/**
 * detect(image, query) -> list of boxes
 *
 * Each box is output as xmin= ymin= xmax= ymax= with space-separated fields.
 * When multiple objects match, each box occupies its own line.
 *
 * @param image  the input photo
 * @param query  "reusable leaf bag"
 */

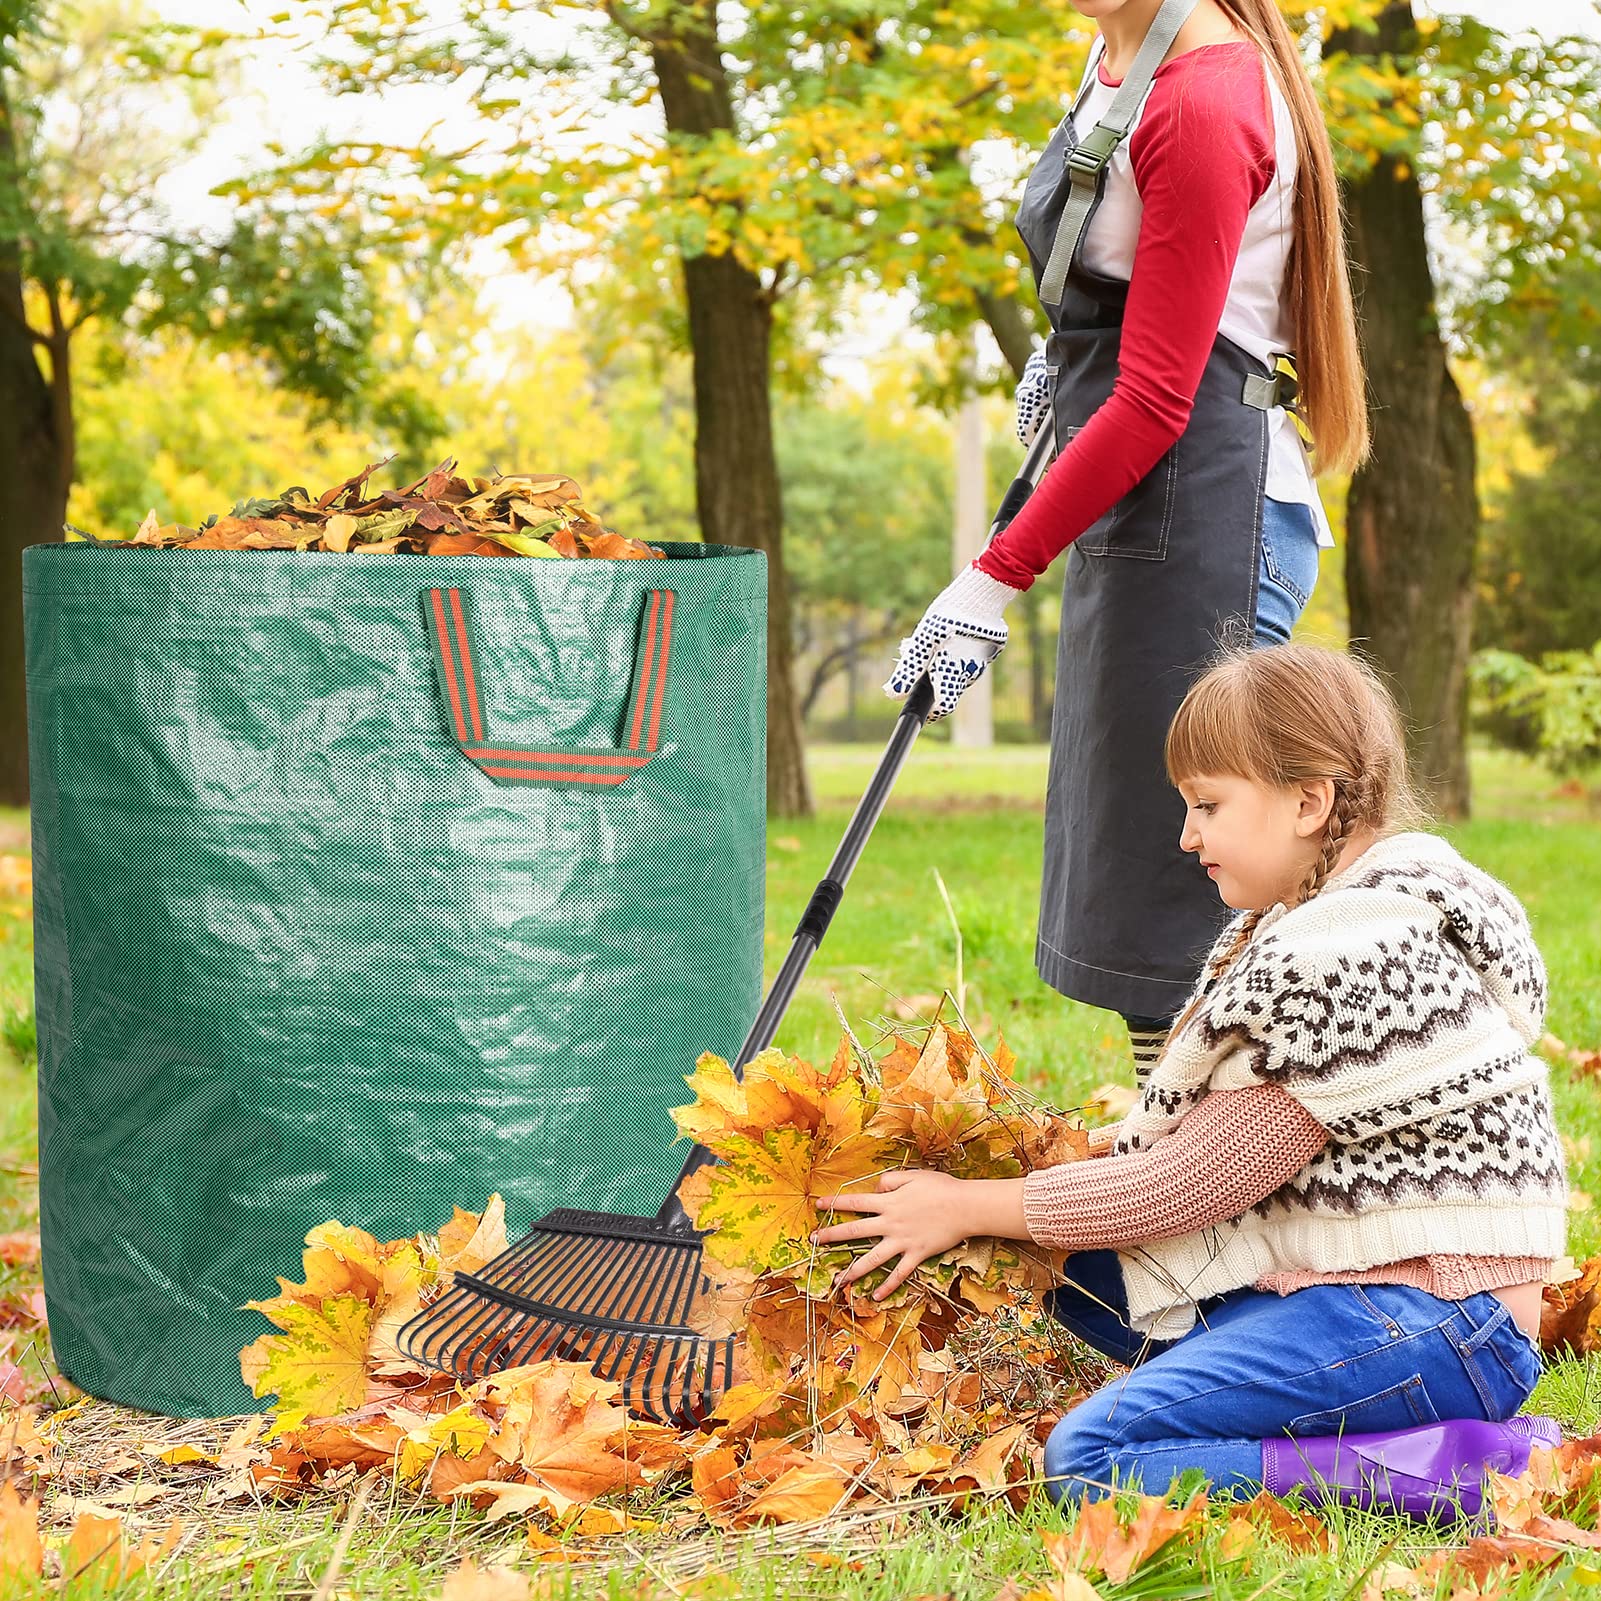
xmin=22 ymin=540 xmax=766 ymax=1416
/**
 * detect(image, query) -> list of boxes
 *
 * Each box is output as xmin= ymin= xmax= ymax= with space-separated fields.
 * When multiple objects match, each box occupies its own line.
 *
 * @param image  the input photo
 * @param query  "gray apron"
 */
xmin=1016 ymin=28 xmax=1291 ymax=1020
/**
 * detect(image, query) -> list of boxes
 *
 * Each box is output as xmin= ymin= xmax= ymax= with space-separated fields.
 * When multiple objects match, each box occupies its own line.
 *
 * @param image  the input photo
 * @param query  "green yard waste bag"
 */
xmin=22 ymin=539 xmax=766 ymax=1417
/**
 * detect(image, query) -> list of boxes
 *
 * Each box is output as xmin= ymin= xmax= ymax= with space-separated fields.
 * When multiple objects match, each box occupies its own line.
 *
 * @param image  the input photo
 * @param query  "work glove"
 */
xmin=884 ymin=562 xmax=1021 ymax=723
xmin=1016 ymin=347 xmax=1051 ymax=446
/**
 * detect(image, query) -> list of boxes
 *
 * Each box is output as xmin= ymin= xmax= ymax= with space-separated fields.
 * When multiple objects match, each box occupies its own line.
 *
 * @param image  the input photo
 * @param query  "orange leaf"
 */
xmin=0 ymin=1231 xmax=39 ymax=1267
xmin=441 ymin=1558 xmax=531 ymax=1599
xmin=1046 ymin=1491 xmax=1206 ymax=1584
xmin=1542 ymin=1255 xmax=1601 ymax=1355
xmin=0 ymin=1484 xmax=42 ymax=1583
xmin=741 ymin=1459 xmax=853 ymax=1525
xmin=691 ymin=1443 xmax=746 ymax=1524
xmin=1226 ymin=1489 xmax=1329 ymax=1553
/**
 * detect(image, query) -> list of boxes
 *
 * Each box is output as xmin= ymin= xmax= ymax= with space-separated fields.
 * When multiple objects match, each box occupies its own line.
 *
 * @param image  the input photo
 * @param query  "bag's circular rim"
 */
xmin=25 ymin=538 xmax=763 ymax=565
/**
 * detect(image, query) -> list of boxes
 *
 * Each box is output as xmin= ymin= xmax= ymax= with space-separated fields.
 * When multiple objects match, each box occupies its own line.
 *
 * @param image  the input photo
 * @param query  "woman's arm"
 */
xmin=814 ymin=1085 xmax=1326 ymax=1300
xmin=975 ymin=45 xmax=1277 ymax=592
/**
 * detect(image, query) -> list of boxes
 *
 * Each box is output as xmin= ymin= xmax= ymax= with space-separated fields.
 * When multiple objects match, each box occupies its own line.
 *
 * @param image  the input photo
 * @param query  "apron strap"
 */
xmin=1039 ymin=0 xmax=1201 ymax=309
xmin=1243 ymin=355 xmax=1301 ymax=413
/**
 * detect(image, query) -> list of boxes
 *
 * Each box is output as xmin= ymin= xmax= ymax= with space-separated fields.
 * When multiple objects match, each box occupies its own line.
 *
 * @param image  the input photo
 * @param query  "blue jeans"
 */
xmin=1043 ymin=1250 xmax=1544 ymax=1502
xmin=1255 ymin=495 xmax=1321 ymax=646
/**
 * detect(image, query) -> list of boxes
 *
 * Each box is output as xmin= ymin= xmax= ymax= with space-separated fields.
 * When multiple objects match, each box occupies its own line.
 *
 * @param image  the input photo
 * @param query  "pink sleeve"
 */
xmin=976 ymin=44 xmax=1277 ymax=592
xmin=1021 ymin=1084 xmax=1327 ymax=1251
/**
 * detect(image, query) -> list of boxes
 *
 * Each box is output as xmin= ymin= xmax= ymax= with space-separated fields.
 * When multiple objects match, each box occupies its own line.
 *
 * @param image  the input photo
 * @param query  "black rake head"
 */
xmin=397 ymin=1209 xmax=735 ymax=1429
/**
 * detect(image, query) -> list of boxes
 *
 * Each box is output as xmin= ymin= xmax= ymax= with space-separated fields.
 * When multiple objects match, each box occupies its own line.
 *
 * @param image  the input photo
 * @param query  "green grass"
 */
xmin=3 ymin=748 xmax=1601 ymax=1597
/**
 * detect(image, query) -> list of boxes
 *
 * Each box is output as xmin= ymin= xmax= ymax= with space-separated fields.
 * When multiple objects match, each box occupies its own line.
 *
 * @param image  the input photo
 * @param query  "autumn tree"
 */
xmin=1315 ymin=3 xmax=1601 ymax=813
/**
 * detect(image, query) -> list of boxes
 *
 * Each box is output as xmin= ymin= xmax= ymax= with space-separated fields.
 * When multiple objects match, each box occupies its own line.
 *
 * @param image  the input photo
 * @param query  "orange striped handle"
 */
xmin=424 ymin=586 xmax=675 ymax=787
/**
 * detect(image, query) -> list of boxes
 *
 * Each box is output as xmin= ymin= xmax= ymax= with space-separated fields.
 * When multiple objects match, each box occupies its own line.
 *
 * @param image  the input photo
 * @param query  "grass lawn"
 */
xmin=2 ymin=741 xmax=1600 ymax=1596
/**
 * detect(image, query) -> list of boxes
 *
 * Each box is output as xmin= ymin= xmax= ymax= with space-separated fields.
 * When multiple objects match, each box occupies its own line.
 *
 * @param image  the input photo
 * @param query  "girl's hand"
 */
xmin=813 ymin=1171 xmax=981 ymax=1301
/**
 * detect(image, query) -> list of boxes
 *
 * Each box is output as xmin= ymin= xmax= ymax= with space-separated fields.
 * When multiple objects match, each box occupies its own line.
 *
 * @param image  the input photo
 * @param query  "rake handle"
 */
xmin=656 ymin=670 xmax=936 ymax=1225
xmin=656 ymin=418 xmax=1060 ymax=1230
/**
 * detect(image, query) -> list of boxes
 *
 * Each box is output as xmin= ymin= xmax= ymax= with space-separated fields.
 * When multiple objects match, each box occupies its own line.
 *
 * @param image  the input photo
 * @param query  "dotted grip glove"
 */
xmin=883 ymin=562 xmax=1022 ymax=723
xmin=1016 ymin=347 xmax=1051 ymax=446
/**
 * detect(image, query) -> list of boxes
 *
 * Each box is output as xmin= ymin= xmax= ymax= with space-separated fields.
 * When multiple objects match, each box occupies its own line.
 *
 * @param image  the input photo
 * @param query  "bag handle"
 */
xmin=423 ymin=584 xmax=675 ymax=787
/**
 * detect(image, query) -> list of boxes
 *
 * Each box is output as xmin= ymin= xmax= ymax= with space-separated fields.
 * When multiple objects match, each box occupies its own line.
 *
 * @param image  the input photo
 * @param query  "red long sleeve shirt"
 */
xmin=976 ymin=42 xmax=1279 ymax=592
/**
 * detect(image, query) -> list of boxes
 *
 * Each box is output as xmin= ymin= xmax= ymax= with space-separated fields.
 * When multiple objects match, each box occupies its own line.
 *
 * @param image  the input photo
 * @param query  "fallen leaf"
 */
xmin=742 ymin=1459 xmax=852 ymax=1525
xmin=1046 ymin=1491 xmax=1206 ymax=1584
xmin=441 ymin=1557 xmax=530 ymax=1599
xmin=0 ymin=1232 xmax=39 ymax=1267
xmin=240 ymin=1293 xmax=373 ymax=1415
xmin=1359 ymin=1560 xmax=1425 ymax=1600
xmin=1225 ymin=1489 xmax=1328 ymax=1554
xmin=0 ymin=1483 xmax=42 ymax=1582
xmin=60 ymin=1511 xmax=180 ymax=1584
xmin=1543 ymin=1256 xmax=1601 ymax=1355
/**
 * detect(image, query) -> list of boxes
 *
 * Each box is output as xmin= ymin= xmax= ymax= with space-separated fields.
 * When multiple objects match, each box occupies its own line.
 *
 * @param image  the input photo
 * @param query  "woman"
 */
xmin=885 ymin=0 xmax=1370 ymax=1075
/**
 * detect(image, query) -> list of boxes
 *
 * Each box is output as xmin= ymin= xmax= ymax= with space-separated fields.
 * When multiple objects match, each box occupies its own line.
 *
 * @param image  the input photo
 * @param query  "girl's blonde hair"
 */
xmin=1165 ymin=642 xmax=1424 ymax=979
xmin=1209 ymin=0 xmax=1371 ymax=475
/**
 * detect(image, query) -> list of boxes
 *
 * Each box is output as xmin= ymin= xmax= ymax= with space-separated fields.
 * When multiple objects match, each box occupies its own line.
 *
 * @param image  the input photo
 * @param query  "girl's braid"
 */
xmin=1289 ymin=778 xmax=1357 ymax=910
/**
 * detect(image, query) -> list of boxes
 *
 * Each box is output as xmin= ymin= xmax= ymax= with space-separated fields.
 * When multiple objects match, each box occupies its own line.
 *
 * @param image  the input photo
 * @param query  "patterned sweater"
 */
xmin=1110 ymin=831 xmax=1568 ymax=1340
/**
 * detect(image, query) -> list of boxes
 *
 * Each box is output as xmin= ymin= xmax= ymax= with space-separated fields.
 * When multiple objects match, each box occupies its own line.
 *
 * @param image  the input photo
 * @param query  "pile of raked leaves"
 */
xmin=66 ymin=457 xmax=664 ymax=559
xmin=225 ymin=1023 xmax=1107 ymax=1529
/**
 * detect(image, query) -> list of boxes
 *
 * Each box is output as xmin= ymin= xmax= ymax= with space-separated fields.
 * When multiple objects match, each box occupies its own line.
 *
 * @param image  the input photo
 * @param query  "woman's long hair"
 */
xmin=1213 ymin=1 xmax=1371 ymax=476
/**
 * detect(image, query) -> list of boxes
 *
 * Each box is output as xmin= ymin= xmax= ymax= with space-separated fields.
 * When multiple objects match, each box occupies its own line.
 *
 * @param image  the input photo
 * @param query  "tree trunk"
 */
xmin=643 ymin=1 xmax=812 ymax=817
xmin=1330 ymin=4 xmax=1476 ymax=817
xmin=976 ymin=288 xmax=1037 ymax=385
xmin=0 ymin=74 xmax=68 ymax=810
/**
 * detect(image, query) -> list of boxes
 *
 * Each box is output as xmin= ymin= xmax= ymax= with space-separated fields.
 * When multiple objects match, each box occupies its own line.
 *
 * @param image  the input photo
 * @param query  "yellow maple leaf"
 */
xmin=685 ymin=1126 xmax=896 ymax=1272
xmin=671 ymin=1052 xmax=752 ymax=1148
xmin=239 ymin=1293 xmax=373 ymax=1415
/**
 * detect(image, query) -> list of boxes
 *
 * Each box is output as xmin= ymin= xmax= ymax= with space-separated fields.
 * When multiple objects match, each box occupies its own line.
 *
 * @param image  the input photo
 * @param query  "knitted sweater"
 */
xmin=1108 ymin=830 xmax=1568 ymax=1340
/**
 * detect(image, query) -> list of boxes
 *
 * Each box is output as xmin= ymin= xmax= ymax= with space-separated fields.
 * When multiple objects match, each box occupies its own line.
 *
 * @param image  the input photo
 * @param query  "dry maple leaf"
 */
xmin=1542 ymin=1254 xmax=1601 ymax=1355
xmin=62 ymin=1512 xmax=184 ymax=1586
xmin=458 ymin=1361 xmax=666 ymax=1520
xmin=741 ymin=1458 xmax=853 ymax=1525
xmin=931 ymin=1422 xmax=1036 ymax=1512
xmin=1218 ymin=1489 xmax=1329 ymax=1557
xmin=1046 ymin=1490 xmax=1206 ymax=1585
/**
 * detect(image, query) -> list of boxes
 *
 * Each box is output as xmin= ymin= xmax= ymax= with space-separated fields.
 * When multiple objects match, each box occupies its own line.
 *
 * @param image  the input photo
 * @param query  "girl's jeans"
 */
xmin=1043 ymin=1249 xmax=1544 ymax=1502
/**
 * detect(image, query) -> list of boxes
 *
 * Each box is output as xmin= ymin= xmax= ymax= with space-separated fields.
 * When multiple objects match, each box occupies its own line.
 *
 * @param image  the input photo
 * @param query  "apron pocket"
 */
xmin=1066 ymin=425 xmax=1177 ymax=561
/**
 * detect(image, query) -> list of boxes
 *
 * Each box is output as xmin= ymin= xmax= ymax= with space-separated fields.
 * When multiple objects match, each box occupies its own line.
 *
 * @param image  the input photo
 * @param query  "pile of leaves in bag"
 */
xmin=65 ymin=457 xmax=664 ymax=559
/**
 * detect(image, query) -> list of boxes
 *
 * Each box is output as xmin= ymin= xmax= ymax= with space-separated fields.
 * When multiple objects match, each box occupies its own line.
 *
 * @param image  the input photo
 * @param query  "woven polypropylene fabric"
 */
xmin=22 ymin=540 xmax=766 ymax=1417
